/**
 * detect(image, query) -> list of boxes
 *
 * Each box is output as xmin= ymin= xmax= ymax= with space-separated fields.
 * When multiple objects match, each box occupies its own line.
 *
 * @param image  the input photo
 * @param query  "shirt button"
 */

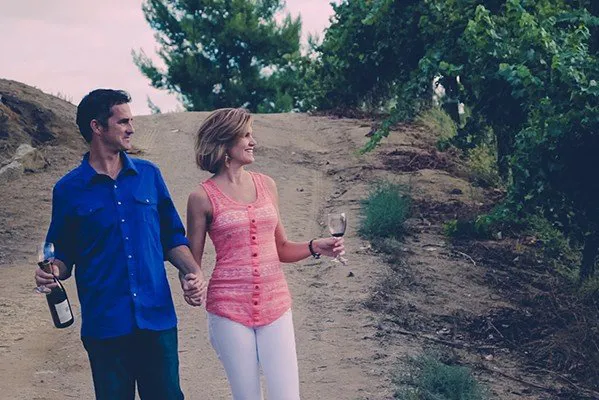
xmin=252 ymin=236 xmax=256 ymax=240
xmin=125 ymin=236 xmax=129 ymax=240
xmin=248 ymin=205 xmax=252 ymax=209
xmin=253 ymin=301 xmax=258 ymax=305
xmin=117 ymin=201 xmax=122 ymax=205
xmin=133 ymin=293 xmax=137 ymax=297
xmin=252 ymin=253 xmax=258 ymax=257
xmin=254 ymin=269 xmax=258 ymax=273
xmin=121 ymin=218 xmax=125 ymax=223
xmin=114 ymin=184 xmax=118 ymax=189
xmin=255 ymin=285 xmax=259 ymax=289
xmin=146 ymin=199 xmax=150 ymax=203
xmin=128 ymin=255 xmax=132 ymax=259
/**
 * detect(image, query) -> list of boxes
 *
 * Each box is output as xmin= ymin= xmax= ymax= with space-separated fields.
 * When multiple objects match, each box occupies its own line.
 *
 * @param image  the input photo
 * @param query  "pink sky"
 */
xmin=0 ymin=1 xmax=336 ymax=115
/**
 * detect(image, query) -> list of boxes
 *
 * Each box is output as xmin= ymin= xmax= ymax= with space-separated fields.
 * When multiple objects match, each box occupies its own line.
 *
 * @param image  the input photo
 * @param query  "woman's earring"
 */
xmin=224 ymin=153 xmax=231 ymax=167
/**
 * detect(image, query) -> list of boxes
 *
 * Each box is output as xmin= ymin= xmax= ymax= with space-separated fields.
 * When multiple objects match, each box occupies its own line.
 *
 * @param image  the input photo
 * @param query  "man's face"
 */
xmin=96 ymin=103 xmax=134 ymax=152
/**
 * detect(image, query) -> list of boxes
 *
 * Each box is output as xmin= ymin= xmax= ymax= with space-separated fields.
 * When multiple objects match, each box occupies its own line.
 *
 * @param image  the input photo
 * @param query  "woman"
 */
xmin=187 ymin=108 xmax=344 ymax=399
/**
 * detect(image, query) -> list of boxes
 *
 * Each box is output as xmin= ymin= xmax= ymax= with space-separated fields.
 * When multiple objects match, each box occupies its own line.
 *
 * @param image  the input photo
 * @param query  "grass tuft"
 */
xmin=395 ymin=354 xmax=486 ymax=400
xmin=359 ymin=182 xmax=410 ymax=239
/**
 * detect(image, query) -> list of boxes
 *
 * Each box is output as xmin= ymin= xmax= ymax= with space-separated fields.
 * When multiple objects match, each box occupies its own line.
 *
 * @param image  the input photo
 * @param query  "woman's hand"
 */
xmin=313 ymin=237 xmax=345 ymax=258
xmin=180 ymin=271 xmax=208 ymax=307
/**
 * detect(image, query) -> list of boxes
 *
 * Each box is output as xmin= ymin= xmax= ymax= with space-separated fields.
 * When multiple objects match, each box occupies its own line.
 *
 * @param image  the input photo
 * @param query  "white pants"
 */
xmin=208 ymin=310 xmax=300 ymax=400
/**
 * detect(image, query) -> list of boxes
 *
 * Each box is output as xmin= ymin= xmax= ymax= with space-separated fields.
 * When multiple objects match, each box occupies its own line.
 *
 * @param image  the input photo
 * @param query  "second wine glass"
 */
xmin=327 ymin=212 xmax=348 ymax=265
xmin=34 ymin=242 xmax=55 ymax=294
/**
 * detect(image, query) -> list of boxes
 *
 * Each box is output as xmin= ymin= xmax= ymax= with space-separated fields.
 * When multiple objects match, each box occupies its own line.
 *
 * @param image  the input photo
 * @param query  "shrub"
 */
xmin=466 ymin=143 xmax=501 ymax=188
xmin=395 ymin=355 xmax=486 ymax=400
xmin=415 ymin=107 xmax=457 ymax=149
xmin=359 ymin=182 xmax=410 ymax=239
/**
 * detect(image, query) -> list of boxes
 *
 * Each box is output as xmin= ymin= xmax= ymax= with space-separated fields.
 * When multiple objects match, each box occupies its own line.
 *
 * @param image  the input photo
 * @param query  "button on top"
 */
xmin=146 ymin=199 xmax=150 ymax=203
xmin=121 ymin=219 xmax=125 ymax=222
xmin=117 ymin=201 xmax=122 ymax=205
xmin=251 ymin=219 xmax=256 ymax=223
xmin=114 ymin=184 xmax=118 ymax=189
xmin=252 ymin=253 xmax=258 ymax=257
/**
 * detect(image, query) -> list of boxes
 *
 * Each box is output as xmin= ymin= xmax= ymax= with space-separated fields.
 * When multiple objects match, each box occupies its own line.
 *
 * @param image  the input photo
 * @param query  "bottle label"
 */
xmin=54 ymin=300 xmax=72 ymax=324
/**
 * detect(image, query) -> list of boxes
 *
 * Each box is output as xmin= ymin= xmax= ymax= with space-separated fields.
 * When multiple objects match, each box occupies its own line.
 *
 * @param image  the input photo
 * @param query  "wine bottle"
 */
xmin=38 ymin=260 xmax=74 ymax=328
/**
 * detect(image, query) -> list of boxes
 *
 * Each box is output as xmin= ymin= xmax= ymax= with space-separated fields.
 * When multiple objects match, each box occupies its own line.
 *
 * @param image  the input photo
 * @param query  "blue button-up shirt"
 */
xmin=46 ymin=152 xmax=189 ymax=339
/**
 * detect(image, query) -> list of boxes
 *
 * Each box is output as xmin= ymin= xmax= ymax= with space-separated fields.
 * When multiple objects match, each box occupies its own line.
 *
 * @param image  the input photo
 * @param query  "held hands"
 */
xmin=180 ymin=271 xmax=208 ymax=307
xmin=313 ymin=237 xmax=345 ymax=258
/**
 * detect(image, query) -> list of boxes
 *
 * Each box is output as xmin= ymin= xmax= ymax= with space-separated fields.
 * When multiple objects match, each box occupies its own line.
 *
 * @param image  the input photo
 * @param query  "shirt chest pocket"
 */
xmin=76 ymin=202 xmax=110 ymax=236
xmin=133 ymin=191 xmax=158 ymax=223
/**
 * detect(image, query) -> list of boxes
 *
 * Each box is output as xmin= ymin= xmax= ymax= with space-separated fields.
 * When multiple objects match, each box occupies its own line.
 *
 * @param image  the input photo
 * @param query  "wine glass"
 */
xmin=327 ymin=212 xmax=348 ymax=265
xmin=34 ymin=242 xmax=54 ymax=294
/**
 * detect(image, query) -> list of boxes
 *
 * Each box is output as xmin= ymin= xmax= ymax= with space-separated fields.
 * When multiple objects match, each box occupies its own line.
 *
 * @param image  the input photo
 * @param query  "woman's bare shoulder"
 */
xmin=188 ymin=184 xmax=211 ymax=212
xmin=258 ymin=172 xmax=277 ymax=189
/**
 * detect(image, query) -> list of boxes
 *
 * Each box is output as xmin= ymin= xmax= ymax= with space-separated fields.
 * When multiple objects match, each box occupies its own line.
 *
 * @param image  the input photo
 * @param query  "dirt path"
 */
xmin=0 ymin=112 xmax=404 ymax=399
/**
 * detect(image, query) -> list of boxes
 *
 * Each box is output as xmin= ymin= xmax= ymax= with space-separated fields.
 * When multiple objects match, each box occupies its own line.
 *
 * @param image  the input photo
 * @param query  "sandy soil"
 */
xmin=0 ymin=111 xmax=565 ymax=399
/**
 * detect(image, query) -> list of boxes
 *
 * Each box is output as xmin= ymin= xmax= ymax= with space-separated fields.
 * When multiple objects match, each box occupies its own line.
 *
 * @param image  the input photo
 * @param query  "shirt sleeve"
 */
xmin=45 ymin=184 xmax=76 ymax=276
xmin=154 ymin=167 xmax=189 ymax=256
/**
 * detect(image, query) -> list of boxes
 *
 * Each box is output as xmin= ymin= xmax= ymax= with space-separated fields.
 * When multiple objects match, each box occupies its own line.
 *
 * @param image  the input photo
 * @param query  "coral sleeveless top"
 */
xmin=201 ymin=172 xmax=292 ymax=327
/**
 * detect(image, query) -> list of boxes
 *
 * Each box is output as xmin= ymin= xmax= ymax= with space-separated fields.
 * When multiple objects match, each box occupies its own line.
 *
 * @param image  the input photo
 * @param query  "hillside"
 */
xmin=0 ymin=79 xmax=84 ymax=164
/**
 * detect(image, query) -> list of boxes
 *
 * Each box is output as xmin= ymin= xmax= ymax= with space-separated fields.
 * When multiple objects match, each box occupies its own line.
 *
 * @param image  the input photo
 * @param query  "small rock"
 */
xmin=449 ymin=188 xmax=463 ymax=195
xmin=347 ymin=271 xmax=354 ymax=278
xmin=14 ymin=144 xmax=48 ymax=172
xmin=0 ymin=161 xmax=24 ymax=184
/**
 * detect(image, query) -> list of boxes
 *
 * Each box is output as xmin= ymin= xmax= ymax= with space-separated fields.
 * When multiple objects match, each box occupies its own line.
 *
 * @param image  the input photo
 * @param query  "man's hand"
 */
xmin=34 ymin=263 xmax=60 ymax=289
xmin=180 ymin=271 xmax=207 ymax=307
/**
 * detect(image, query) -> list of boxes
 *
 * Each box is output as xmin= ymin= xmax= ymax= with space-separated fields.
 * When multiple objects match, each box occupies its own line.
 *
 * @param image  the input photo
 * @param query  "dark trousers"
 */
xmin=82 ymin=327 xmax=184 ymax=400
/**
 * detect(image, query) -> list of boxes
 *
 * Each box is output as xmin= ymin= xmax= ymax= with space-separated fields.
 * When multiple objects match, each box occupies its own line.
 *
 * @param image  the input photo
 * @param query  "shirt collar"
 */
xmin=80 ymin=151 xmax=139 ymax=186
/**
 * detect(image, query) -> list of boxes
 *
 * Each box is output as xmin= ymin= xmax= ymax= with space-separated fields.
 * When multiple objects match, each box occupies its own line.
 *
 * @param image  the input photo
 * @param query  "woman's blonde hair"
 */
xmin=195 ymin=108 xmax=253 ymax=173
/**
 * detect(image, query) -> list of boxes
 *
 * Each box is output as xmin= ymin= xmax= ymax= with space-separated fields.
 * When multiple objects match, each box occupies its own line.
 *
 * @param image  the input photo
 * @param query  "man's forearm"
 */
xmin=167 ymin=245 xmax=201 ymax=275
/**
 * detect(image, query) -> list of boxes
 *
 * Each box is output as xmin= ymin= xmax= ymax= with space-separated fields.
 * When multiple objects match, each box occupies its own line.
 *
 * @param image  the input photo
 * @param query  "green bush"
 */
xmin=359 ymin=182 xmax=410 ymax=239
xmin=395 ymin=355 xmax=486 ymax=400
xmin=466 ymin=143 xmax=501 ymax=188
xmin=415 ymin=107 xmax=457 ymax=147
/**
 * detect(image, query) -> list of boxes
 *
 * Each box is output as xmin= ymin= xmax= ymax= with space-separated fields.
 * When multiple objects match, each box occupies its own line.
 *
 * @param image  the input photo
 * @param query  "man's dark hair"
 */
xmin=76 ymin=89 xmax=131 ymax=143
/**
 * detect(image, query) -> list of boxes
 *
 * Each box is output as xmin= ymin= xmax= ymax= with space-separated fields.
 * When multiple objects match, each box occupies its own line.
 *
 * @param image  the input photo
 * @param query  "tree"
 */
xmin=133 ymin=0 xmax=301 ymax=112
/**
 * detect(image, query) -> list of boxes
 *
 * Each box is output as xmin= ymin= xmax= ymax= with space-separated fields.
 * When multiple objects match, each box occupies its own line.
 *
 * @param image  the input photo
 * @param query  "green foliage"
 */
xmin=444 ymin=204 xmax=520 ymax=240
xmin=465 ymin=143 xmax=501 ymax=188
xmin=359 ymin=182 xmax=410 ymax=239
xmin=134 ymin=0 xmax=301 ymax=112
xmin=524 ymin=215 xmax=580 ymax=275
xmin=395 ymin=354 xmax=486 ymax=400
xmin=316 ymin=0 xmax=599 ymax=281
xmin=415 ymin=107 xmax=457 ymax=144
xmin=146 ymin=96 xmax=162 ymax=114
xmin=300 ymin=0 xmax=428 ymax=112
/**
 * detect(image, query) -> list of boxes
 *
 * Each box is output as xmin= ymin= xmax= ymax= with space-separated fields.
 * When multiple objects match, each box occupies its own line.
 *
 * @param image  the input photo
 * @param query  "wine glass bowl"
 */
xmin=34 ymin=242 xmax=55 ymax=294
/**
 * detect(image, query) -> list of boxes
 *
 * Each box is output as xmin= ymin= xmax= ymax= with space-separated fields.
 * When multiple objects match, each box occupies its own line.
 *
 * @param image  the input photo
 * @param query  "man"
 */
xmin=34 ymin=89 xmax=206 ymax=400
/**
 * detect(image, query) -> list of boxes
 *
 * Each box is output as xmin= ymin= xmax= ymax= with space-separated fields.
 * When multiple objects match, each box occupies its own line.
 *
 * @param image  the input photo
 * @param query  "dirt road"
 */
xmin=0 ymin=112 xmax=402 ymax=399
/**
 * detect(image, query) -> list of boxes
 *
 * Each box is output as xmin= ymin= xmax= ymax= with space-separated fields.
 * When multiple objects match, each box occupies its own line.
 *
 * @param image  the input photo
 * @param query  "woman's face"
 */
xmin=228 ymin=123 xmax=257 ymax=166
